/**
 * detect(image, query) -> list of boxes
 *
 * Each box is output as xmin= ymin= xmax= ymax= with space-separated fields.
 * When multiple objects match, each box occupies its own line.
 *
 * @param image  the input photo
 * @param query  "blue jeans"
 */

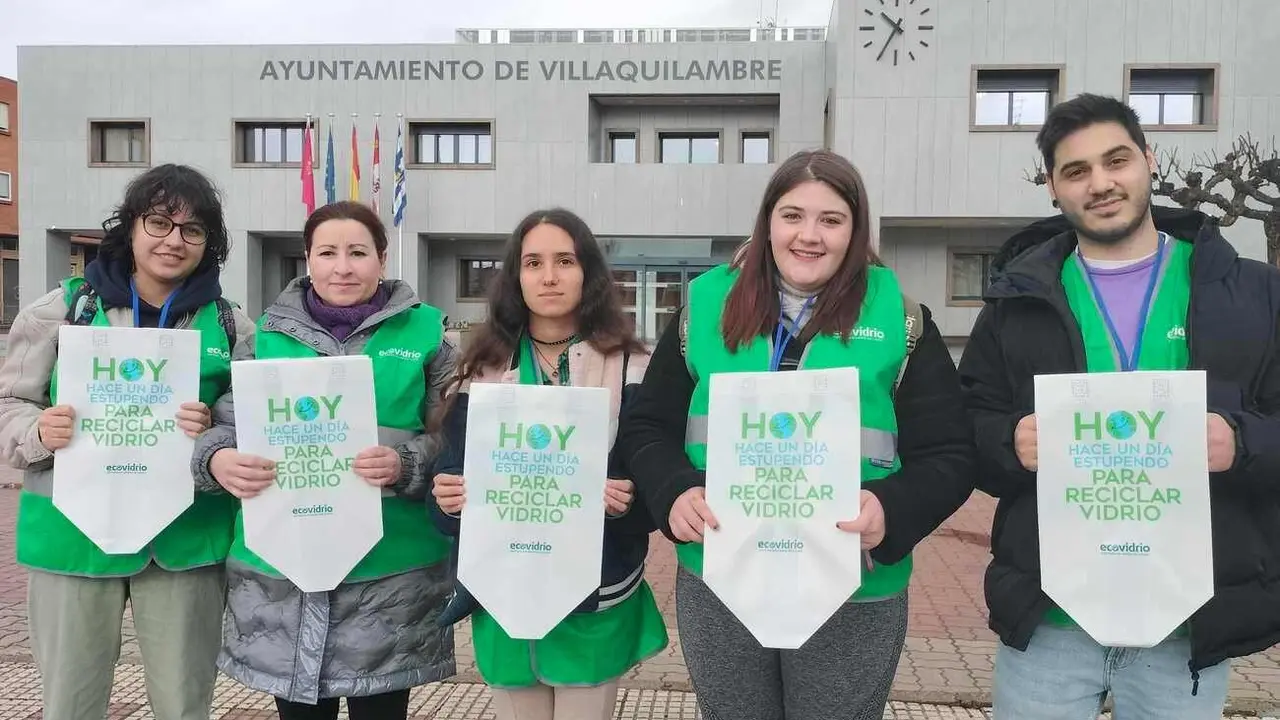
xmin=993 ymin=624 xmax=1231 ymax=720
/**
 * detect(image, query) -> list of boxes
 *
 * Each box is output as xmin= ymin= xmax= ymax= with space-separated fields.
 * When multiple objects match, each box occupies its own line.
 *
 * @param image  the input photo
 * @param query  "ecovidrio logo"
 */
xmin=1100 ymin=542 xmax=1152 ymax=556
xmin=104 ymin=462 xmax=148 ymax=474
xmin=757 ymin=538 xmax=805 ymax=553
xmin=509 ymin=541 xmax=553 ymax=554
xmin=378 ymin=347 xmax=424 ymax=362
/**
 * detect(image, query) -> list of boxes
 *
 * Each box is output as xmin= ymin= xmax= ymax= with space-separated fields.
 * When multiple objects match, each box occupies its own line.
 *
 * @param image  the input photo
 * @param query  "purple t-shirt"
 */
xmin=1080 ymin=251 xmax=1160 ymax=362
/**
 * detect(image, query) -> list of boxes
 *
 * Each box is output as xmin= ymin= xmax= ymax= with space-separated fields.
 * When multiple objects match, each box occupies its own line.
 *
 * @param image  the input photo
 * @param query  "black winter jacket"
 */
xmin=959 ymin=207 xmax=1280 ymax=674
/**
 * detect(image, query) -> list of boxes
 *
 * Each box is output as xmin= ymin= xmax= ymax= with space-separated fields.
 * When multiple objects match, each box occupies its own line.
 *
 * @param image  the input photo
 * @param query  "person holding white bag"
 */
xmin=617 ymin=149 xmax=975 ymax=720
xmin=960 ymin=93 xmax=1280 ymax=720
xmin=429 ymin=207 xmax=668 ymax=720
xmin=192 ymin=201 xmax=458 ymax=720
xmin=0 ymin=164 xmax=254 ymax=720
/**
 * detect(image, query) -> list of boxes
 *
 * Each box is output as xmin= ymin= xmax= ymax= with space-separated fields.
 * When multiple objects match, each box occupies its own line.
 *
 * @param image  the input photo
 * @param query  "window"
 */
xmin=584 ymin=30 xmax=614 ymax=43
xmin=412 ymin=122 xmax=493 ymax=166
xmin=89 ymin=121 xmax=148 ymax=165
xmin=0 ymin=172 xmax=10 ymax=202
xmin=0 ymin=102 xmax=9 ymax=133
xmin=1127 ymin=67 xmax=1216 ymax=127
xmin=660 ymin=133 xmax=720 ymax=164
xmin=741 ymin=132 xmax=772 ymax=164
xmin=609 ymin=132 xmax=637 ymax=163
xmin=949 ymin=250 xmax=996 ymax=304
xmin=282 ymin=255 xmax=307 ymax=283
xmin=459 ymin=259 xmax=503 ymax=299
xmin=1 ymin=241 xmax=17 ymax=331
xmin=973 ymin=67 xmax=1062 ymax=129
xmin=235 ymin=121 xmax=308 ymax=164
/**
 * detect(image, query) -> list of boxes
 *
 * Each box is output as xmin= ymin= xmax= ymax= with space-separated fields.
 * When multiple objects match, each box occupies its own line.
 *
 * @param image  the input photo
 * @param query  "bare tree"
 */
xmin=1026 ymin=134 xmax=1280 ymax=265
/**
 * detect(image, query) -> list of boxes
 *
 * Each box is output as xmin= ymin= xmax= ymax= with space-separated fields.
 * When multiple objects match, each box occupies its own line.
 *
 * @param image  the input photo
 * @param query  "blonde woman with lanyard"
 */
xmin=617 ymin=150 xmax=975 ymax=720
xmin=430 ymin=207 xmax=668 ymax=720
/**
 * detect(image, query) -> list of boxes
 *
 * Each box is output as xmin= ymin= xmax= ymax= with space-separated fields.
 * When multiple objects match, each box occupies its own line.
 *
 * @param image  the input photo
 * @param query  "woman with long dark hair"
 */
xmin=0 ymin=164 xmax=252 ymax=719
xmin=193 ymin=201 xmax=458 ymax=719
xmin=617 ymin=150 xmax=975 ymax=719
xmin=429 ymin=207 xmax=668 ymax=720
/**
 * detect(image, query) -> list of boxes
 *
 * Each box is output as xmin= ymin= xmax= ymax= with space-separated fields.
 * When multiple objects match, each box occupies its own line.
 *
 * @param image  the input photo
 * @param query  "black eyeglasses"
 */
xmin=141 ymin=214 xmax=208 ymax=245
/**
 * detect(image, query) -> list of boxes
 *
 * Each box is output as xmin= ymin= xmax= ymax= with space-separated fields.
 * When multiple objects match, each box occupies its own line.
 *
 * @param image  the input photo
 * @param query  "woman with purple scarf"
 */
xmin=192 ymin=201 xmax=459 ymax=720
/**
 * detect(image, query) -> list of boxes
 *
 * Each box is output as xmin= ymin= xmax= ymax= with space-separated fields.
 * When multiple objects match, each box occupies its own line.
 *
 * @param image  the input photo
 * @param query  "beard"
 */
xmin=1062 ymin=185 xmax=1152 ymax=246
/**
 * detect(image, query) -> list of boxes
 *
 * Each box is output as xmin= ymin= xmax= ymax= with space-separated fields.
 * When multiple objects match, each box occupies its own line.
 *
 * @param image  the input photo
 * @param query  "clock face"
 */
xmin=859 ymin=0 xmax=934 ymax=66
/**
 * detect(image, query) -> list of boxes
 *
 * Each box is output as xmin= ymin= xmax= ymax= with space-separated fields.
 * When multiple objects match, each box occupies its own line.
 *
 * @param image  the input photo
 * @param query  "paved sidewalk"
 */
xmin=3 ymin=469 xmax=1280 ymax=716
xmin=0 ymin=664 xmax=1273 ymax=719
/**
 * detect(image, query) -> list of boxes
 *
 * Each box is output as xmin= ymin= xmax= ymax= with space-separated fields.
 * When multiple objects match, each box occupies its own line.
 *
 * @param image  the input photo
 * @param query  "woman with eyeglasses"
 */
xmin=0 ymin=164 xmax=254 ymax=720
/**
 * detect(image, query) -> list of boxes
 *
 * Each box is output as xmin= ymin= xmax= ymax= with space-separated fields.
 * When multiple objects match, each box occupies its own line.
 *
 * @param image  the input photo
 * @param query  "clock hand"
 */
xmin=876 ymin=28 xmax=896 ymax=61
xmin=880 ymin=12 xmax=906 ymax=35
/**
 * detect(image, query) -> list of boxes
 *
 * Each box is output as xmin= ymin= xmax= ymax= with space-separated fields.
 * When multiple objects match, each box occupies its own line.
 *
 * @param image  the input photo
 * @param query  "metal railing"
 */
xmin=455 ymin=26 xmax=827 ymax=45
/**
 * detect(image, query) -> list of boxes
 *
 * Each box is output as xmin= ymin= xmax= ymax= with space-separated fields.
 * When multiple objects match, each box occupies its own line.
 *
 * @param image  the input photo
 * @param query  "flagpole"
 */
xmin=373 ymin=111 xmax=382 ymax=218
xmin=303 ymin=113 xmax=313 ymax=278
xmin=351 ymin=112 xmax=359 ymax=202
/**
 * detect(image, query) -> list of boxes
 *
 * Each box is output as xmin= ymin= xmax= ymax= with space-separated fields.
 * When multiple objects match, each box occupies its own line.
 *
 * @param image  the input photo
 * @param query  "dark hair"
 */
xmin=1036 ymin=93 xmax=1148 ymax=175
xmin=449 ymin=207 xmax=645 ymax=393
xmin=304 ymin=201 xmax=389 ymax=257
xmin=99 ymin=164 xmax=231 ymax=274
xmin=721 ymin=150 xmax=878 ymax=350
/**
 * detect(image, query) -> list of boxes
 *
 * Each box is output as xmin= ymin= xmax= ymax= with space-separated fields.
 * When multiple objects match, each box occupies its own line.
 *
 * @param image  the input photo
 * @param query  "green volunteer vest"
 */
xmin=227 ymin=302 xmax=453 ymax=583
xmin=471 ymin=334 xmax=669 ymax=688
xmin=1044 ymin=235 xmax=1192 ymax=628
xmin=15 ymin=277 xmax=238 ymax=577
xmin=679 ymin=263 xmax=912 ymax=601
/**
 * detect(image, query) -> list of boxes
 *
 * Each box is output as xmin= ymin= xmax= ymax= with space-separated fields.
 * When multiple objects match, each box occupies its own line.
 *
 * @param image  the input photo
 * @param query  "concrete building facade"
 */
xmin=16 ymin=0 xmax=1280 ymax=352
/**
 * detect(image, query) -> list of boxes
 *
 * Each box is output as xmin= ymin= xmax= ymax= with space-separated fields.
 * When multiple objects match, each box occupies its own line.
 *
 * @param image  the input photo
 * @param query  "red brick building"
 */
xmin=0 ymin=76 xmax=16 ymax=329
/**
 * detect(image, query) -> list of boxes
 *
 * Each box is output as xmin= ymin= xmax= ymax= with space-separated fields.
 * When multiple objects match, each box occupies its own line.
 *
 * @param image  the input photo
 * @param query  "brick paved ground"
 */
xmin=3 ymin=466 xmax=1280 ymax=717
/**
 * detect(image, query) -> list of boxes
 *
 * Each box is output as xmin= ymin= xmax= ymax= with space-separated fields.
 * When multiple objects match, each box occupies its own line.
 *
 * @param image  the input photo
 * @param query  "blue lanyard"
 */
xmin=769 ymin=296 xmax=815 ymax=372
xmin=1079 ymin=235 xmax=1167 ymax=372
xmin=130 ymin=278 xmax=180 ymax=329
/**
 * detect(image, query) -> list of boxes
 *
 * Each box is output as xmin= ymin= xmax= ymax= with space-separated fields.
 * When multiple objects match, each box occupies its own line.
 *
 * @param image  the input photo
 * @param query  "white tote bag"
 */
xmin=233 ymin=355 xmax=383 ymax=592
xmin=702 ymin=368 xmax=864 ymax=649
xmin=457 ymin=383 xmax=609 ymax=640
xmin=53 ymin=325 xmax=200 ymax=554
xmin=1035 ymin=370 xmax=1213 ymax=647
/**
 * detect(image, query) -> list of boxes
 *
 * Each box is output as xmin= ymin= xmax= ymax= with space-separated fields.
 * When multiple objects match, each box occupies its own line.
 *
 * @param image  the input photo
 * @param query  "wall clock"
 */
xmin=859 ymin=0 xmax=934 ymax=66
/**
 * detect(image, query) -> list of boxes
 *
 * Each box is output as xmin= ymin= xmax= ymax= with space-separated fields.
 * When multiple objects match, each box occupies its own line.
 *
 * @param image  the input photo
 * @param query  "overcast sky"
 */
xmin=0 ymin=0 xmax=834 ymax=79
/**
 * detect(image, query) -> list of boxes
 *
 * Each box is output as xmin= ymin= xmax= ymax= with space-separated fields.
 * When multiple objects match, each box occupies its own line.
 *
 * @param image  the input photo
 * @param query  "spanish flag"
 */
xmin=349 ymin=120 xmax=361 ymax=201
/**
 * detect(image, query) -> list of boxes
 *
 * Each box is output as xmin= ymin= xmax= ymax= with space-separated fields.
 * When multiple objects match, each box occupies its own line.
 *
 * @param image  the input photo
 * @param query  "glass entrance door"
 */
xmin=611 ymin=265 xmax=710 ymax=344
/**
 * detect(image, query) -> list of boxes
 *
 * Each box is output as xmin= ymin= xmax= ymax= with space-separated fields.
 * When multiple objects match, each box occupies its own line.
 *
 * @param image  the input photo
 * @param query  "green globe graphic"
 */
xmin=526 ymin=424 xmax=552 ymax=450
xmin=769 ymin=412 xmax=797 ymax=439
xmin=294 ymin=396 xmax=321 ymax=422
xmin=1106 ymin=411 xmax=1138 ymax=440
xmin=118 ymin=358 xmax=144 ymax=382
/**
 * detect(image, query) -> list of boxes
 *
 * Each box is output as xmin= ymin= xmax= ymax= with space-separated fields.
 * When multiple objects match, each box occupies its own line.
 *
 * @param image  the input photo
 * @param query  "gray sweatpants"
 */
xmin=676 ymin=568 xmax=908 ymax=720
xmin=28 ymin=563 xmax=226 ymax=720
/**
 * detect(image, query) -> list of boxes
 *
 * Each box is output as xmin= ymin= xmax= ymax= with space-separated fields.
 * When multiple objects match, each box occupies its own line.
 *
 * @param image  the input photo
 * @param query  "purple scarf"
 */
xmin=304 ymin=283 xmax=391 ymax=341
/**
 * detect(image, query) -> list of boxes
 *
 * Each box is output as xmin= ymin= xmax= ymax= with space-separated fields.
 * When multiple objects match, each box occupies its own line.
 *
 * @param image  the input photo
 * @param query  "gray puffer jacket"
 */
xmin=191 ymin=278 xmax=459 ymax=703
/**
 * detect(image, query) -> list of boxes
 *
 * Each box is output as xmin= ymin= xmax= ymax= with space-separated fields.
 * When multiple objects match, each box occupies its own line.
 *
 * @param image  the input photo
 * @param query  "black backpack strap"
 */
xmin=64 ymin=282 xmax=99 ymax=326
xmin=215 ymin=298 xmax=239 ymax=354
